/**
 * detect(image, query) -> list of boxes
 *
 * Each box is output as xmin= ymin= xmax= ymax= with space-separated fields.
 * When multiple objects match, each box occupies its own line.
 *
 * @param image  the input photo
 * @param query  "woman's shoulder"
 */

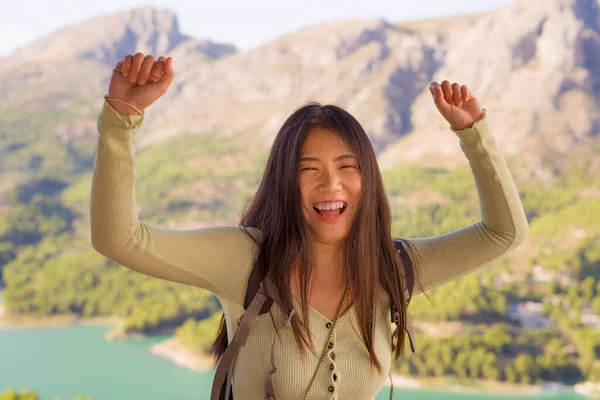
xmin=194 ymin=225 xmax=264 ymax=305
xmin=220 ymin=225 xmax=263 ymax=249
xmin=198 ymin=226 xmax=263 ymax=266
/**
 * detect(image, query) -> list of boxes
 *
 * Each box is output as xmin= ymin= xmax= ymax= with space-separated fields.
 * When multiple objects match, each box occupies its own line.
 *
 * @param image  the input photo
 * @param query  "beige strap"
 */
xmin=265 ymin=324 xmax=278 ymax=399
xmin=262 ymin=277 xmax=290 ymax=399
xmin=210 ymin=282 xmax=269 ymax=400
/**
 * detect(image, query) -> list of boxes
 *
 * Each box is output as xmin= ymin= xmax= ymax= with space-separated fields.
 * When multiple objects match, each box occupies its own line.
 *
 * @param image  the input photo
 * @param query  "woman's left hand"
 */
xmin=429 ymin=81 xmax=485 ymax=130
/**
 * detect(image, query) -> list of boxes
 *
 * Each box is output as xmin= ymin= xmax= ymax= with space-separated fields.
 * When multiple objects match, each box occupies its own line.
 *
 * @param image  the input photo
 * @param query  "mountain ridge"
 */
xmin=0 ymin=0 xmax=597 ymax=185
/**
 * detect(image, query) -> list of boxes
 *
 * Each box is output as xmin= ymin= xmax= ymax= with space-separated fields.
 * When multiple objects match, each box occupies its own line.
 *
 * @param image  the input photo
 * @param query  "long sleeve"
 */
xmin=403 ymin=109 xmax=529 ymax=294
xmin=90 ymin=97 xmax=257 ymax=304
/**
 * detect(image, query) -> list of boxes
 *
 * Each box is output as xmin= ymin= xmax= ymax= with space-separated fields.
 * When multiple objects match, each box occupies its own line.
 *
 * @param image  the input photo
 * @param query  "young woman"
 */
xmin=91 ymin=53 xmax=529 ymax=399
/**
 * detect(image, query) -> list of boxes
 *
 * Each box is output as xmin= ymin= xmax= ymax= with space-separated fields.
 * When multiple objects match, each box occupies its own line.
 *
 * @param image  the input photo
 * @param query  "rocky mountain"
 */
xmin=0 ymin=0 xmax=598 ymax=190
xmin=0 ymin=7 xmax=236 ymax=108
xmin=380 ymin=0 xmax=600 ymax=176
xmin=3 ymin=6 xmax=237 ymax=66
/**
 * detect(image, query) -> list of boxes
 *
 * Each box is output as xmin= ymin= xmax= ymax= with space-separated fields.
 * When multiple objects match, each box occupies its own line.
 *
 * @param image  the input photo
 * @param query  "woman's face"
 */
xmin=299 ymin=126 xmax=362 ymax=244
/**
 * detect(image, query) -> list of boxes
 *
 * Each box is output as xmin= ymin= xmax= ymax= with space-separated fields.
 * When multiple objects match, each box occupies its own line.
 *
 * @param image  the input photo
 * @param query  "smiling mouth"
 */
xmin=312 ymin=202 xmax=347 ymax=218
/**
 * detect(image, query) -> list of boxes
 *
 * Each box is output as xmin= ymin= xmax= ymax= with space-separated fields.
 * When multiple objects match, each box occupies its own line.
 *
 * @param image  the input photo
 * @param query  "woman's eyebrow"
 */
xmin=299 ymin=154 xmax=356 ymax=162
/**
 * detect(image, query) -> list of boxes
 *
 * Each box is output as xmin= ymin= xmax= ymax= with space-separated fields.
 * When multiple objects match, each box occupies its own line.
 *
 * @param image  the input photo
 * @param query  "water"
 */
xmin=0 ymin=322 xmax=589 ymax=400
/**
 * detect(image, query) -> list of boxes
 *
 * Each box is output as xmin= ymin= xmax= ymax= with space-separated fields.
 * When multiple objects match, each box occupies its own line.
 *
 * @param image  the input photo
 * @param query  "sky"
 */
xmin=2 ymin=0 xmax=516 ymax=57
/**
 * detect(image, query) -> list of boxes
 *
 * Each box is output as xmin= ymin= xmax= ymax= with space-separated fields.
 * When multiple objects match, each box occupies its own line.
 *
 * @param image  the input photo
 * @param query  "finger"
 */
xmin=452 ymin=83 xmax=462 ymax=107
xmin=128 ymin=53 xmax=146 ymax=83
xmin=137 ymin=55 xmax=156 ymax=85
xmin=157 ymin=57 xmax=175 ymax=93
xmin=430 ymin=82 xmax=451 ymax=114
xmin=441 ymin=81 xmax=453 ymax=104
xmin=123 ymin=55 xmax=133 ymax=77
xmin=461 ymin=85 xmax=469 ymax=102
xmin=114 ymin=55 xmax=132 ymax=76
xmin=149 ymin=57 xmax=166 ymax=82
xmin=429 ymin=81 xmax=440 ymax=98
xmin=114 ymin=56 xmax=128 ymax=75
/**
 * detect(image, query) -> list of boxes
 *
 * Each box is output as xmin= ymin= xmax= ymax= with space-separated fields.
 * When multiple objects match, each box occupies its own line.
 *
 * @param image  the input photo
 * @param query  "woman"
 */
xmin=91 ymin=53 xmax=529 ymax=399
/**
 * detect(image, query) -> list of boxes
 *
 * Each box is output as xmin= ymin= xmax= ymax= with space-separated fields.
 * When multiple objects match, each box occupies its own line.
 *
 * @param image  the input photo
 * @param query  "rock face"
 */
xmin=0 ymin=7 xmax=236 ymax=108
xmin=5 ymin=6 xmax=237 ymax=66
xmin=0 ymin=0 xmax=599 ymax=175
xmin=380 ymin=0 xmax=600 ymax=168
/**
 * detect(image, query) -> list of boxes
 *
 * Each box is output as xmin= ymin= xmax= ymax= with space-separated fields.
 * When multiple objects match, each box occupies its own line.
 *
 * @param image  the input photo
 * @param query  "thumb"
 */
xmin=157 ymin=57 xmax=175 ymax=93
xmin=430 ymin=84 xmax=452 ymax=115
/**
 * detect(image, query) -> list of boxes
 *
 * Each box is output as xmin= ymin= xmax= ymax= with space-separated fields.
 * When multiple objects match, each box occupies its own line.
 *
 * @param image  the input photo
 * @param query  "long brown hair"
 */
xmin=210 ymin=101 xmax=423 ymax=373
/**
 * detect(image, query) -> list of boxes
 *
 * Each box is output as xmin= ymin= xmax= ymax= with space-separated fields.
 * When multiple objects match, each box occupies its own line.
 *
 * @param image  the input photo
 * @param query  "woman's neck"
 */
xmin=308 ymin=239 xmax=346 ymax=288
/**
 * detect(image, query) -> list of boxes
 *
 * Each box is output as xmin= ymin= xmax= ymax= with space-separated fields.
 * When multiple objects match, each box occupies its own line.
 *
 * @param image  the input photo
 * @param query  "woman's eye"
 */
xmin=301 ymin=167 xmax=317 ymax=171
xmin=341 ymin=165 xmax=357 ymax=169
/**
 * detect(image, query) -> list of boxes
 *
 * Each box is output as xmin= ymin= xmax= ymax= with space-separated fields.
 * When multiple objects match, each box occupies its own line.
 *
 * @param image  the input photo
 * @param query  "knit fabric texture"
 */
xmin=91 ymin=97 xmax=529 ymax=400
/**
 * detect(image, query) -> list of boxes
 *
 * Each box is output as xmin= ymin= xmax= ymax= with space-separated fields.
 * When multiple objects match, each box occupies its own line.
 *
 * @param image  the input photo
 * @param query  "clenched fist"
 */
xmin=429 ymin=81 xmax=484 ymax=131
xmin=107 ymin=53 xmax=175 ymax=115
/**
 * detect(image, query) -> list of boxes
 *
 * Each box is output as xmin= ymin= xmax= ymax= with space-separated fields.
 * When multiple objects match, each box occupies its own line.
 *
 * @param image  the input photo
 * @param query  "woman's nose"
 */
xmin=318 ymin=170 xmax=342 ymax=191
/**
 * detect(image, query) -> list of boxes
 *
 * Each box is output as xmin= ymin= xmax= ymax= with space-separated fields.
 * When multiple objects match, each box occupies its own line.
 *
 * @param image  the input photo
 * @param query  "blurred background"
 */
xmin=1 ymin=0 xmax=599 ymax=399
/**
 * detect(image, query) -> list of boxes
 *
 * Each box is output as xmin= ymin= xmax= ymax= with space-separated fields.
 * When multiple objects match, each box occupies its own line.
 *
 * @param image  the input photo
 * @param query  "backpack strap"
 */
xmin=244 ymin=259 xmax=274 ymax=315
xmin=211 ymin=280 xmax=270 ymax=400
xmin=212 ymin=264 xmax=289 ymax=400
xmin=393 ymin=240 xmax=415 ymax=301
xmin=388 ymin=240 xmax=416 ymax=400
xmin=261 ymin=277 xmax=292 ymax=400
xmin=391 ymin=240 xmax=416 ymax=349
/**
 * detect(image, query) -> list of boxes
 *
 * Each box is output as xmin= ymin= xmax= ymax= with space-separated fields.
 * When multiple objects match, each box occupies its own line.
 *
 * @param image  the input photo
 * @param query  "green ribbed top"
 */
xmin=91 ymin=97 xmax=528 ymax=400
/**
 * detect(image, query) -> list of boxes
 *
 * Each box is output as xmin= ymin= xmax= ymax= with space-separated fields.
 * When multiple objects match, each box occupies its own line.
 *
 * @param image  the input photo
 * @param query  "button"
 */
xmin=329 ymin=364 xmax=334 ymax=370
xmin=330 ymin=352 xmax=336 ymax=360
xmin=333 ymin=373 xmax=338 ymax=381
xmin=329 ymin=386 xmax=335 ymax=392
xmin=327 ymin=341 xmax=333 ymax=349
xmin=326 ymin=322 xmax=332 ymax=329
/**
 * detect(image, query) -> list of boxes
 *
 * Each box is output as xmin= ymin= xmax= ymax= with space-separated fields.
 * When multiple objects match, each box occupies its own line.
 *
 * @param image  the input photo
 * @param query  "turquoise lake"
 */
xmin=0 ymin=289 xmax=590 ymax=399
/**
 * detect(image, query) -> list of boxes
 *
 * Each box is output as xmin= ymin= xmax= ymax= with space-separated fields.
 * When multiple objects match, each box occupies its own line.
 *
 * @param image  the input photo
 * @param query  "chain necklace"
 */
xmin=302 ymin=282 xmax=350 ymax=400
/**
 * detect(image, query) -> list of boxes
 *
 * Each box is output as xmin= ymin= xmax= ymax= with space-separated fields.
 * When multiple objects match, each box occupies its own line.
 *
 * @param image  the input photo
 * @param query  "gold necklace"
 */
xmin=302 ymin=282 xmax=350 ymax=400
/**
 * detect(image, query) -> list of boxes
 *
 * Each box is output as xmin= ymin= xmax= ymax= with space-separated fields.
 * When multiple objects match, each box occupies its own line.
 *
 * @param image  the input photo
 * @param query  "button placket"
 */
xmin=326 ymin=330 xmax=338 ymax=392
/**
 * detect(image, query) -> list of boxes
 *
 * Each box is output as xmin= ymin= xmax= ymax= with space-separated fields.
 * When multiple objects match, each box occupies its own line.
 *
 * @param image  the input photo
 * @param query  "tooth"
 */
xmin=315 ymin=202 xmax=346 ymax=210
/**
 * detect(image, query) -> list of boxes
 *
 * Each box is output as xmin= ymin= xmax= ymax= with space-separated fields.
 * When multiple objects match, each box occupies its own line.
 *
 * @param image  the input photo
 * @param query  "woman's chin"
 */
xmin=309 ymin=224 xmax=350 ymax=244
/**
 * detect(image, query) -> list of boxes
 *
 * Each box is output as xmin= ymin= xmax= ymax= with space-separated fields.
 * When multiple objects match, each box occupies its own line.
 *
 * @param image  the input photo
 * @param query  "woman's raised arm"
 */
xmin=401 ymin=109 xmax=529 ymax=294
xmin=90 ymin=54 xmax=257 ymax=305
xmin=399 ymin=82 xmax=529 ymax=294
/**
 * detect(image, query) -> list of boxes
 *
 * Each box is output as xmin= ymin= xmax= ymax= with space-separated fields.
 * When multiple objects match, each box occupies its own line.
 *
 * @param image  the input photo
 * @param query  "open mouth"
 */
xmin=312 ymin=201 xmax=347 ymax=219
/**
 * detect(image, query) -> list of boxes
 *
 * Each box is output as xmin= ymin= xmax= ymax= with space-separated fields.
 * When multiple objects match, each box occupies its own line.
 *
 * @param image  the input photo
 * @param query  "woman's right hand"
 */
xmin=107 ymin=53 xmax=175 ymax=115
